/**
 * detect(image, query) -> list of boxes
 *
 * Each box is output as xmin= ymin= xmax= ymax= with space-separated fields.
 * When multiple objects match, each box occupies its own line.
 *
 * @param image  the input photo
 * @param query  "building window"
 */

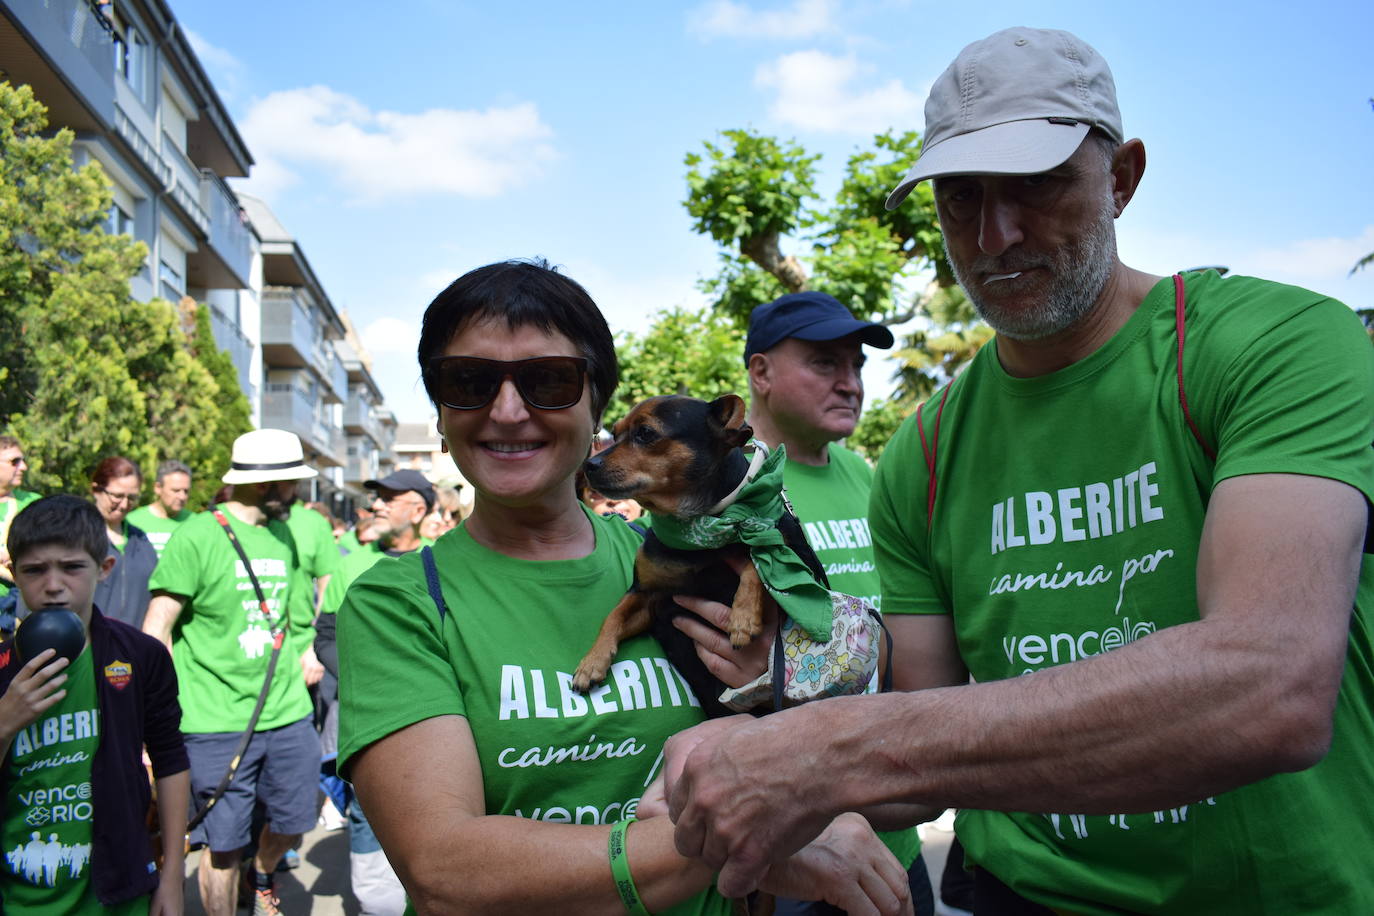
xmin=106 ymin=203 xmax=134 ymax=238
xmin=108 ymin=8 xmax=147 ymax=100
xmin=159 ymin=258 xmax=183 ymax=301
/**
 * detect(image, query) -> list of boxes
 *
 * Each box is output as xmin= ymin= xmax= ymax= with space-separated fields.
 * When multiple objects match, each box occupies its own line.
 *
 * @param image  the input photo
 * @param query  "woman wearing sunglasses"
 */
xmin=334 ymin=259 xmax=912 ymax=915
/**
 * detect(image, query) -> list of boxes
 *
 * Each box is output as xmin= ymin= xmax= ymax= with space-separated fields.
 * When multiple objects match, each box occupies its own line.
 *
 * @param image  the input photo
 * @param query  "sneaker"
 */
xmin=251 ymin=885 xmax=283 ymax=916
xmin=318 ymin=799 xmax=347 ymax=832
xmin=276 ymin=848 xmax=301 ymax=872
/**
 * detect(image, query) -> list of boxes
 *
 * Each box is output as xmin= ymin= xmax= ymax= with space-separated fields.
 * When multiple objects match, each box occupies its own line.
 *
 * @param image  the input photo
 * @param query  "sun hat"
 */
xmin=364 ymin=469 xmax=436 ymax=511
xmin=744 ymin=291 xmax=894 ymax=365
xmin=221 ymin=429 xmax=319 ymax=485
xmin=886 ymin=27 xmax=1123 ymax=209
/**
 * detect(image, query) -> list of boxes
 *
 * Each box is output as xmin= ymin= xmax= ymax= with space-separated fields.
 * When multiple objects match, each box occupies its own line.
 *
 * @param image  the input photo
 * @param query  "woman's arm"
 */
xmin=352 ymin=714 xmax=913 ymax=916
xmin=351 ymin=714 xmax=714 ymax=915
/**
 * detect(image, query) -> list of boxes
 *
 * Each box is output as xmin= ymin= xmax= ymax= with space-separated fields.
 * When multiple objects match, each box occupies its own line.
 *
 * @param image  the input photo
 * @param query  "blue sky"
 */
xmin=174 ymin=0 xmax=1374 ymax=424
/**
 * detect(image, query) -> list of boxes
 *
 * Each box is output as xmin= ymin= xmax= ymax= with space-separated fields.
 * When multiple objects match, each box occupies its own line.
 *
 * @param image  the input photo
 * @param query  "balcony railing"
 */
xmin=343 ymin=395 xmax=386 ymax=446
xmin=160 ymin=130 xmax=209 ymax=233
xmin=114 ymin=104 xmax=170 ymax=189
xmin=262 ymin=382 xmax=344 ymax=466
xmin=206 ymin=302 xmax=254 ymax=402
xmin=198 ymin=171 xmax=252 ymax=288
xmin=261 ymin=288 xmax=317 ymax=368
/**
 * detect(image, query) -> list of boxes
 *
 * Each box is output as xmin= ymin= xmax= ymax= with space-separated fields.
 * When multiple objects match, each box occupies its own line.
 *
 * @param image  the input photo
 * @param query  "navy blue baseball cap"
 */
xmin=744 ymin=291 xmax=895 ymax=364
xmin=364 ymin=469 xmax=436 ymax=510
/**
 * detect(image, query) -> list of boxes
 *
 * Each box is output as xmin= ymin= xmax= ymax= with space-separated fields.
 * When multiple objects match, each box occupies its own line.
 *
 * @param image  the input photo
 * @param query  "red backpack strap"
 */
xmin=1173 ymin=273 xmax=1218 ymax=463
xmin=917 ymin=381 xmax=954 ymax=531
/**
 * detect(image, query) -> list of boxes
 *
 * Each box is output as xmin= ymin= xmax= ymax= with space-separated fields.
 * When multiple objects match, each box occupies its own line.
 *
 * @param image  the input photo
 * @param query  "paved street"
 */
xmin=181 ymin=813 xmax=964 ymax=915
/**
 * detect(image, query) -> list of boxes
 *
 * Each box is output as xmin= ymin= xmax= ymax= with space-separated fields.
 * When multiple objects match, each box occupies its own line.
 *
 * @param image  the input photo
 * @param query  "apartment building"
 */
xmin=337 ymin=318 xmax=398 ymax=501
xmin=2 ymin=0 xmax=392 ymax=514
xmin=0 ymin=0 xmax=259 ymax=402
xmin=237 ymin=193 xmax=354 ymax=514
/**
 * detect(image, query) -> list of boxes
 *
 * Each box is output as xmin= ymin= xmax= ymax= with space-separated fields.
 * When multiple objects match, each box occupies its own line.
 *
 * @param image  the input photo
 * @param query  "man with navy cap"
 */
xmin=744 ymin=292 xmax=936 ymax=916
xmin=316 ymin=468 xmax=435 ymax=916
xmin=665 ymin=27 xmax=1374 ymax=915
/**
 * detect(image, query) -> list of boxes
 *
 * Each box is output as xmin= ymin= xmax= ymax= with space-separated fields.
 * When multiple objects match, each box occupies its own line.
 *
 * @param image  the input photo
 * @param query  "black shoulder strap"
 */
xmin=421 ymin=546 xmax=448 ymax=623
xmin=189 ymin=507 xmax=288 ymax=832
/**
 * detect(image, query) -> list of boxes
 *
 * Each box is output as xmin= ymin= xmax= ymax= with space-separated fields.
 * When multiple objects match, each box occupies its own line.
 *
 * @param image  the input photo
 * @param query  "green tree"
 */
xmin=684 ymin=127 xmax=989 ymax=418
xmin=0 ymin=81 xmax=250 ymax=499
xmin=610 ymin=307 xmax=748 ymax=427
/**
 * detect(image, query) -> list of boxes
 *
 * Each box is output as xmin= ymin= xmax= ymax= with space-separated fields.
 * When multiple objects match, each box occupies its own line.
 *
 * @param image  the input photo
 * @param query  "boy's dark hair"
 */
xmin=417 ymin=258 xmax=619 ymax=423
xmin=8 ymin=495 xmax=110 ymax=566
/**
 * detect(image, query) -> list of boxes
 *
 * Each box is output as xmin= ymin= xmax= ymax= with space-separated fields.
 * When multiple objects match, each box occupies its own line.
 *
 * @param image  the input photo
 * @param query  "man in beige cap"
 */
xmin=144 ymin=429 xmax=325 ymax=916
xmin=664 ymin=27 xmax=1374 ymax=915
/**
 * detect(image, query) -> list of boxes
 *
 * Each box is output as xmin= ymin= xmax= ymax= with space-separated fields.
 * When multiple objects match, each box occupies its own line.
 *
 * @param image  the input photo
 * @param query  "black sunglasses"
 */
xmin=428 ymin=356 xmax=588 ymax=411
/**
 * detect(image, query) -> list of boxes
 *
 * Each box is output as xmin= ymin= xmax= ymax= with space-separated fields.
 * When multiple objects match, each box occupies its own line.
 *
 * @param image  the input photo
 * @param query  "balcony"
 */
xmin=0 ymin=0 xmax=115 ymax=129
xmin=261 ymin=288 xmax=319 ymax=369
xmin=343 ymin=395 xmax=386 ymax=447
xmin=344 ymin=438 xmax=381 ymax=486
xmin=194 ymin=171 xmax=252 ymax=288
xmin=206 ymin=301 xmax=255 ymax=404
xmin=261 ymin=381 xmax=344 ymax=467
xmin=317 ymin=346 xmax=347 ymax=404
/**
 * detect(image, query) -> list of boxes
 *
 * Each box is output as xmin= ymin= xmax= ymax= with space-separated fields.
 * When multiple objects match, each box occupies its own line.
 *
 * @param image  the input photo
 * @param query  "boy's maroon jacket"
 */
xmin=0 ymin=606 xmax=188 ymax=905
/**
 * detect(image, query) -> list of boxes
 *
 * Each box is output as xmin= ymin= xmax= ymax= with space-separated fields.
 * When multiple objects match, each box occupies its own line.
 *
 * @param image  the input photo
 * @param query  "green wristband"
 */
xmin=608 ymin=818 xmax=650 ymax=916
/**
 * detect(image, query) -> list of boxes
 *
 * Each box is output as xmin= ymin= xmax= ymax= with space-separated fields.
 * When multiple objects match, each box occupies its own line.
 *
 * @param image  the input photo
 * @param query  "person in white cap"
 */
xmin=144 ymin=429 xmax=325 ymax=916
xmin=664 ymin=27 xmax=1374 ymax=915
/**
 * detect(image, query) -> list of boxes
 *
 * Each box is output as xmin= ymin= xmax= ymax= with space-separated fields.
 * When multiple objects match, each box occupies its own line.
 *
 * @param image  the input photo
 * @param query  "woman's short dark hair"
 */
xmin=8 ymin=495 xmax=109 ymax=566
xmin=91 ymin=455 xmax=142 ymax=489
xmin=418 ymin=259 xmax=619 ymax=423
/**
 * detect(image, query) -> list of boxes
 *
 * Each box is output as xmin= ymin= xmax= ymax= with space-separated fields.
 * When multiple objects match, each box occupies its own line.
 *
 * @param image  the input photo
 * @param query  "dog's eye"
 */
xmin=633 ymin=425 xmax=658 ymax=445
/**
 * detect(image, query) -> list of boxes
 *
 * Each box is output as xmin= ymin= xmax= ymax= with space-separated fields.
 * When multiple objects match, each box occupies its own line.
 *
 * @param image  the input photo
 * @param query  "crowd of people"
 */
xmin=0 ymin=24 xmax=1369 ymax=916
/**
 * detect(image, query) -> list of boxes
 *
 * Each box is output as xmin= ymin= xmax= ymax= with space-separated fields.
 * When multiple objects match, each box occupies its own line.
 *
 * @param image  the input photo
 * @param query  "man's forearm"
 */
xmin=156 ymin=768 xmax=189 ymax=878
xmin=825 ymin=612 xmax=1343 ymax=817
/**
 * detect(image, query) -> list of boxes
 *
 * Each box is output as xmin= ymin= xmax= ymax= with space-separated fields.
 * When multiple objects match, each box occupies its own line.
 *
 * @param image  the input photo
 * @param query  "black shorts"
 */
xmin=186 ymin=716 xmax=320 ymax=853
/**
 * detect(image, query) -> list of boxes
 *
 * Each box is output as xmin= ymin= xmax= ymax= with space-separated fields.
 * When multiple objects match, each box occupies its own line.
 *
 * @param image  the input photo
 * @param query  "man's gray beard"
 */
xmin=951 ymin=195 xmax=1118 ymax=341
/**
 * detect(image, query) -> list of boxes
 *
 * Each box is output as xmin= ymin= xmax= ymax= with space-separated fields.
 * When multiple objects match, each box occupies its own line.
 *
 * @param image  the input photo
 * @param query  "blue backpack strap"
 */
xmin=421 ymin=546 xmax=448 ymax=623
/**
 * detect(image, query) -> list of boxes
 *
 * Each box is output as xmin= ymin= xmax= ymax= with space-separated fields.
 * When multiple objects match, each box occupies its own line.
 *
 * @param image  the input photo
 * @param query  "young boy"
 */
xmin=0 ymin=494 xmax=188 ymax=914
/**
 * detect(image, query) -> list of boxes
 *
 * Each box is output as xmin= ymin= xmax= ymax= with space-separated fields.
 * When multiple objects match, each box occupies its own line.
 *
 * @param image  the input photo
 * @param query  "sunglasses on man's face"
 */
xmin=428 ymin=356 xmax=588 ymax=411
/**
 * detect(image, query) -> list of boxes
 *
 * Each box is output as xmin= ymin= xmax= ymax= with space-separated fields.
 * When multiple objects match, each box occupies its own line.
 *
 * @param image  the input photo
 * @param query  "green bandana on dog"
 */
xmin=649 ymin=442 xmax=833 ymax=641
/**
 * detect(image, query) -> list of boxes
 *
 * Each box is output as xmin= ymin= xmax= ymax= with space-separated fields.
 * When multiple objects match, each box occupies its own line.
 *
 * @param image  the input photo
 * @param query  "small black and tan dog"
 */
xmin=572 ymin=393 xmax=825 ymax=718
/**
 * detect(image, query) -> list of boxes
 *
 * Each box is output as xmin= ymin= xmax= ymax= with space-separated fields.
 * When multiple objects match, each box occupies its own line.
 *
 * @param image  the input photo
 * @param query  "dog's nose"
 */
xmin=584 ymin=455 xmax=603 ymax=473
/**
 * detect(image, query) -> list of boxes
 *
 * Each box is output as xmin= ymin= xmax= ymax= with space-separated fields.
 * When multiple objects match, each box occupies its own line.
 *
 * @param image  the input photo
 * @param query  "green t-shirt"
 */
xmin=337 ymin=509 xmax=729 ymax=916
xmin=319 ymin=539 xmax=433 ymax=617
xmin=784 ymin=444 xmax=882 ymax=610
xmin=781 ymin=443 xmax=919 ymax=870
xmin=287 ymin=503 xmax=342 ymax=583
xmin=0 ymin=647 xmax=145 ymax=915
xmin=125 ymin=505 xmax=192 ymax=558
xmin=871 ymin=272 xmax=1374 ymax=914
xmin=149 ymin=511 xmax=314 ymax=733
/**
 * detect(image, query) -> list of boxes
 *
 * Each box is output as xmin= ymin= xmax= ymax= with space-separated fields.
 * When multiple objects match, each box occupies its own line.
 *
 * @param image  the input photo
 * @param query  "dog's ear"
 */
xmin=707 ymin=394 xmax=753 ymax=447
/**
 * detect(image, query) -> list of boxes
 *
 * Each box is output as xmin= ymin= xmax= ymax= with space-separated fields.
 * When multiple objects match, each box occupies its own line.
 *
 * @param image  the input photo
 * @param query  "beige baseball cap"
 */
xmin=886 ymin=27 xmax=1123 ymax=209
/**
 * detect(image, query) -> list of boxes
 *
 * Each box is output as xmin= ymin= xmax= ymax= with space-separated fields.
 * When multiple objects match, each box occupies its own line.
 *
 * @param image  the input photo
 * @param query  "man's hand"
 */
xmin=672 ymin=552 xmax=779 ymax=688
xmin=759 ymin=813 xmax=914 ymax=916
xmin=666 ymin=705 xmax=843 ymax=897
xmin=0 ymin=649 xmax=68 ymax=742
xmin=300 ymin=646 xmax=324 ymax=687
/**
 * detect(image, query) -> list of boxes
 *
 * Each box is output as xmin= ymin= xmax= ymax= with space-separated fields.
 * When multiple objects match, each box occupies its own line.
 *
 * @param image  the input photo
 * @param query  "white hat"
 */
xmin=886 ymin=27 xmax=1123 ymax=209
xmin=221 ymin=429 xmax=319 ymax=485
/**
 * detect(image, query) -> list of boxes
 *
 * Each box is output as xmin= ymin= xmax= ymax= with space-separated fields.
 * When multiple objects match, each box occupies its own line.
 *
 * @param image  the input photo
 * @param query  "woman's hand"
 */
xmin=672 ymin=553 xmax=779 ymax=688
xmin=759 ymin=812 xmax=913 ymax=916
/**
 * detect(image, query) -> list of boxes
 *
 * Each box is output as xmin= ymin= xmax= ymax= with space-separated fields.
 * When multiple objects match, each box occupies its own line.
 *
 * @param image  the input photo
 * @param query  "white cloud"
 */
xmin=184 ymin=29 xmax=243 ymax=101
xmin=688 ymin=0 xmax=836 ymax=40
xmin=361 ymin=316 xmax=420 ymax=355
xmin=1121 ymin=224 xmax=1374 ymax=303
xmin=237 ymin=86 xmax=556 ymax=201
xmin=755 ymin=50 xmax=922 ymax=134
